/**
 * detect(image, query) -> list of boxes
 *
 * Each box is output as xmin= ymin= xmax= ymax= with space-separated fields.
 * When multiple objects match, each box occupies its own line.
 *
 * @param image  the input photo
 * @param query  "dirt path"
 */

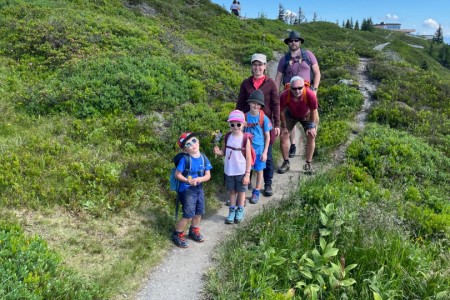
xmin=135 ymin=55 xmax=376 ymax=300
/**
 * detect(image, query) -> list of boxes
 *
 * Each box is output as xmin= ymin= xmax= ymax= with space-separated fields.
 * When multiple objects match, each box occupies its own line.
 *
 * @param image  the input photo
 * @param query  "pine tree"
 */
xmin=312 ymin=12 xmax=318 ymax=22
xmin=433 ymin=24 xmax=444 ymax=44
xmin=345 ymin=19 xmax=351 ymax=29
xmin=298 ymin=7 xmax=305 ymax=24
xmin=278 ymin=3 xmax=286 ymax=22
xmin=354 ymin=20 xmax=360 ymax=30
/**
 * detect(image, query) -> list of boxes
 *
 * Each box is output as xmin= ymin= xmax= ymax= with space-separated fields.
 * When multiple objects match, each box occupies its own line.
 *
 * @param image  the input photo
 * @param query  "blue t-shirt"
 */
xmin=244 ymin=112 xmax=272 ymax=154
xmin=176 ymin=153 xmax=212 ymax=192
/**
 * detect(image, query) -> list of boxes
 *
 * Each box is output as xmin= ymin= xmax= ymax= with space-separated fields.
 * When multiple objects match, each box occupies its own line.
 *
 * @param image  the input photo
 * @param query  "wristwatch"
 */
xmin=310 ymin=87 xmax=318 ymax=91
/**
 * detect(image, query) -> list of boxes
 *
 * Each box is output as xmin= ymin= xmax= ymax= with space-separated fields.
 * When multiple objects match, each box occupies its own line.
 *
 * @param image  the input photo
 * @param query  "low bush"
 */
xmin=0 ymin=222 xmax=103 ymax=299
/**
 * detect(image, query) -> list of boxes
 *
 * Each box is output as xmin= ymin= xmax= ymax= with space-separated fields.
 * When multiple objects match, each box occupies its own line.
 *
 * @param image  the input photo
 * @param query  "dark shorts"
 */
xmin=178 ymin=185 xmax=205 ymax=219
xmin=284 ymin=109 xmax=316 ymax=132
xmin=225 ymin=174 xmax=247 ymax=192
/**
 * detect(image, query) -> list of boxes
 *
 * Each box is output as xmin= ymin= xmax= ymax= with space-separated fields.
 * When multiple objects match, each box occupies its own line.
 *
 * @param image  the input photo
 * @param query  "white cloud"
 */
xmin=423 ymin=18 xmax=439 ymax=29
xmin=386 ymin=14 xmax=399 ymax=20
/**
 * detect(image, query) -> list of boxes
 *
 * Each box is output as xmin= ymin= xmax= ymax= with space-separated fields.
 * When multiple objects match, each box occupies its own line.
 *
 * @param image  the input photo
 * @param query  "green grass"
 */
xmin=1 ymin=0 xmax=449 ymax=298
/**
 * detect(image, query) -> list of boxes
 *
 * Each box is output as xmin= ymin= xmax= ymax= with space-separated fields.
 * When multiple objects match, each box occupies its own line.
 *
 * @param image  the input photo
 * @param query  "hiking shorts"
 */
xmin=225 ymin=174 xmax=247 ymax=192
xmin=284 ymin=109 xmax=316 ymax=132
xmin=178 ymin=185 xmax=205 ymax=219
xmin=252 ymin=153 xmax=266 ymax=172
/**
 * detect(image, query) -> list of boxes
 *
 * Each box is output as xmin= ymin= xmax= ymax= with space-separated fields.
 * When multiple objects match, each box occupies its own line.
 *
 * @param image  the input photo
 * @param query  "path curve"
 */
xmin=135 ymin=55 xmax=377 ymax=300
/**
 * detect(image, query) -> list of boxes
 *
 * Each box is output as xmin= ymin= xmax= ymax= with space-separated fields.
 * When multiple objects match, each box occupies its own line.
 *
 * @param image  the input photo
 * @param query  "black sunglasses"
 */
xmin=229 ymin=123 xmax=242 ymax=128
xmin=289 ymin=39 xmax=300 ymax=43
xmin=291 ymin=86 xmax=304 ymax=91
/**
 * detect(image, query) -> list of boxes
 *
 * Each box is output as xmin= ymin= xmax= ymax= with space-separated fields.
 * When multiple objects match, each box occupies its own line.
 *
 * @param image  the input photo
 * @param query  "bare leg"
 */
xmin=237 ymin=191 xmax=246 ymax=207
xmin=280 ymin=129 xmax=290 ymax=160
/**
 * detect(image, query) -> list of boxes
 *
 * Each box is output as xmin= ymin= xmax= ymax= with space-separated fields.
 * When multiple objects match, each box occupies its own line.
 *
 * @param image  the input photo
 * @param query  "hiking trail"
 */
xmin=135 ymin=53 xmax=376 ymax=300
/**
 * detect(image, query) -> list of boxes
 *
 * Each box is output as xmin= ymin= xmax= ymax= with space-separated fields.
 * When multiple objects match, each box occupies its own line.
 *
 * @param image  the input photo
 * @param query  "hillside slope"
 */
xmin=0 ymin=0 xmax=449 ymax=299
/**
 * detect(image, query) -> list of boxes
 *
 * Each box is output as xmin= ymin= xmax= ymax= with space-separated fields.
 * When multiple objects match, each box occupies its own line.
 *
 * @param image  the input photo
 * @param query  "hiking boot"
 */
xmin=289 ymin=144 xmax=296 ymax=158
xmin=188 ymin=226 xmax=204 ymax=242
xmin=172 ymin=231 xmax=188 ymax=248
xmin=235 ymin=207 xmax=245 ymax=223
xmin=225 ymin=199 xmax=231 ymax=206
xmin=303 ymin=162 xmax=314 ymax=175
xmin=225 ymin=207 xmax=236 ymax=224
xmin=264 ymin=185 xmax=273 ymax=197
xmin=277 ymin=161 xmax=290 ymax=174
xmin=250 ymin=190 xmax=260 ymax=204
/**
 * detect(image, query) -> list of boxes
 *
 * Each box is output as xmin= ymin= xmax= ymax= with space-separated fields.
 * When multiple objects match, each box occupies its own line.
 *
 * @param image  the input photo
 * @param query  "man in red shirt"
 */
xmin=278 ymin=76 xmax=319 ymax=174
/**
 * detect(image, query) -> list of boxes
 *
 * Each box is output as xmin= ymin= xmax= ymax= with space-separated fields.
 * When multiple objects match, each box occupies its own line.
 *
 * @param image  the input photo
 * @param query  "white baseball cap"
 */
xmin=251 ymin=53 xmax=267 ymax=64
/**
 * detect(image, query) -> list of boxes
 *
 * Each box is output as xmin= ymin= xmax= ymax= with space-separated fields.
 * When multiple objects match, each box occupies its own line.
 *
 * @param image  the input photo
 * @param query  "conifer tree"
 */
xmin=433 ymin=24 xmax=444 ymax=44
xmin=278 ymin=3 xmax=286 ymax=22
xmin=298 ymin=7 xmax=305 ymax=24
xmin=345 ymin=19 xmax=351 ymax=29
xmin=354 ymin=20 xmax=360 ymax=30
xmin=312 ymin=12 xmax=318 ymax=22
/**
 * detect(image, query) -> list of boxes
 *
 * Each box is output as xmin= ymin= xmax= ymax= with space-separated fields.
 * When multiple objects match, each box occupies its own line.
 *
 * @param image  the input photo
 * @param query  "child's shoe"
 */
xmin=235 ymin=207 xmax=245 ymax=223
xmin=188 ymin=226 xmax=204 ymax=242
xmin=250 ymin=190 xmax=260 ymax=204
xmin=172 ymin=231 xmax=188 ymax=248
xmin=225 ymin=207 xmax=236 ymax=224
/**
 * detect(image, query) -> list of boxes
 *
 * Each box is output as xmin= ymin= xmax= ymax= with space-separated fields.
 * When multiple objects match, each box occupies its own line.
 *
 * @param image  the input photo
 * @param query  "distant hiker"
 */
xmin=278 ymin=76 xmax=319 ymax=175
xmin=236 ymin=53 xmax=280 ymax=197
xmin=172 ymin=132 xmax=212 ymax=248
xmin=237 ymin=1 xmax=241 ymax=16
xmin=230 ymin=0 xmax=239 ymax=16
xmin=213 ymin=110 xmax=252 ymax=224
xmin=275 ymin=31 xmax=321 ymax=159
xmin=244 ymin=90 xmax=272 ymax=204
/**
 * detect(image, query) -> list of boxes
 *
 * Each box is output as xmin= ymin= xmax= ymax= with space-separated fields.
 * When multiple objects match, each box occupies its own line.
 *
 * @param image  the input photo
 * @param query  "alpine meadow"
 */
xmin=0 ymin=0 xmax=449 ymax=299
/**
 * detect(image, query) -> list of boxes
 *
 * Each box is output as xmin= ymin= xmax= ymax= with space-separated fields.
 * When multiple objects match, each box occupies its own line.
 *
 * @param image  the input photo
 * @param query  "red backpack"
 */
xmin=223 ymin=132 xmax=256 ymax=166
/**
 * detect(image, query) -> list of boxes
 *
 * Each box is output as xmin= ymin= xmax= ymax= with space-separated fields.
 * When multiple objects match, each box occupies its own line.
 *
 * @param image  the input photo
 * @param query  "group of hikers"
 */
xmin=171 ymin=30 xmax=321 ymax=248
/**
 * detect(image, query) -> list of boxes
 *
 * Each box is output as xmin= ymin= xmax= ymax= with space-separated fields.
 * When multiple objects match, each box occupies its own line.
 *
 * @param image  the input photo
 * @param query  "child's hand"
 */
xmin=213 ymin=146 xmax=221 ymax=155
xmin=261 ymin=152 xmax=267 ymax=162
xmin=242 ymin=174 xmax=250 ymax=186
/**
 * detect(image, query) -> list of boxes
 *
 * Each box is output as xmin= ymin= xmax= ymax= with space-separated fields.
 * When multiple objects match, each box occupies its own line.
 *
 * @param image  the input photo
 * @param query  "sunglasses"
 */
xmin=229 ymin=123 xmax=242 ymax=128
xmin=184 ymin=138 xmax=198 ymax=148
xmin=289 ymin=39 xmax=300 ymax=43
xmin=291 ymin=86 xmax=304 ymax=91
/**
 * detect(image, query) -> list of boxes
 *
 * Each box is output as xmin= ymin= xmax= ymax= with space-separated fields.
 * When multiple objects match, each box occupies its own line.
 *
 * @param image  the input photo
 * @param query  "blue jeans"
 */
xmin=263 ymin=144 xmax=273 ymax=187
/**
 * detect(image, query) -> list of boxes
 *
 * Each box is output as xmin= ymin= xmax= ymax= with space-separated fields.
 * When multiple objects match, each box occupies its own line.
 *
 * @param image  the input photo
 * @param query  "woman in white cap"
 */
xmin=236 ymin=53 xmax=280 ymax=197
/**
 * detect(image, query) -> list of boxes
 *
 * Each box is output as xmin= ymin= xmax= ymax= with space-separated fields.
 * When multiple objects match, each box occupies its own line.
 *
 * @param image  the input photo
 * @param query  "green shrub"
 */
xmin=16 ymin=55 xmax=206 ymax=117
xmin=0 ymin=223 xmax=103 ymax=299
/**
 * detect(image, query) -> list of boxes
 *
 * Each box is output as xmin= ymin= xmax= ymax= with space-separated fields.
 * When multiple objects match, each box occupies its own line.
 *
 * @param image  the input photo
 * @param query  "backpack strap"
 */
xmin=301 ymin=49 xmax=314 ymax=85
xmin=245 ymin=111 xmax=264 ymax=129
xmin=282 ymin=49 xmax=314 ymax=85
xmin=282 ymin=52 xmax=291 ymax=84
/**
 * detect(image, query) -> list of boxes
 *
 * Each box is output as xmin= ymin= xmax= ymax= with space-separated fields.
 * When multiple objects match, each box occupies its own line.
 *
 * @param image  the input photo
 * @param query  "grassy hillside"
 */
xmin=1 ymin=0 xmax=449 ymax=299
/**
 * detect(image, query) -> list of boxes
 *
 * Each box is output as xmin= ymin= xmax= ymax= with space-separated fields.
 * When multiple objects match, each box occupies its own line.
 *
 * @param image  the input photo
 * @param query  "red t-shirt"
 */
xmin=280 ymin=88 xmax=318 ymax=118
xmin=252 ymin=75 xmax=266 ymax=90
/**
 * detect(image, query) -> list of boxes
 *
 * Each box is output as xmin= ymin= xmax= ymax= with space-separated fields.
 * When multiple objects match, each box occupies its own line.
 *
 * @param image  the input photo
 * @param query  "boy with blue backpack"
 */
xmin=171 ymin=132 xmax=212 ymax=248
xmin=244 ymin=90 xmax=272 ymax=204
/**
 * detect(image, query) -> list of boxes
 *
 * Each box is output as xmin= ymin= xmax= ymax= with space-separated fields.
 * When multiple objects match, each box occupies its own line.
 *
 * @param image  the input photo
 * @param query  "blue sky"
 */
xmin=214 ymin=0 xmax=450 ymax=44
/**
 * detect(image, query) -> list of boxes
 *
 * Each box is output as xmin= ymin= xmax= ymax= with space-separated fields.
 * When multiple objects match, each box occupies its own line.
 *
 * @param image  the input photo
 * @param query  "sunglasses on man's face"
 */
xmin=291 ymin=86 xmax=304 ymax=91
xmin=289 ymin=39 xmax=300 ymax=43
xmin=229 ymin=123 xmax=242 ymax=128
xmin=184 ymin=138 xmax=198 ymax=148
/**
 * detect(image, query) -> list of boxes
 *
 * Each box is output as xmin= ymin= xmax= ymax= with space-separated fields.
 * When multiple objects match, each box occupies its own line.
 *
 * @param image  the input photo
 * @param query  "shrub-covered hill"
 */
xmin=1 ymin=0 xmax=449 ymax=298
